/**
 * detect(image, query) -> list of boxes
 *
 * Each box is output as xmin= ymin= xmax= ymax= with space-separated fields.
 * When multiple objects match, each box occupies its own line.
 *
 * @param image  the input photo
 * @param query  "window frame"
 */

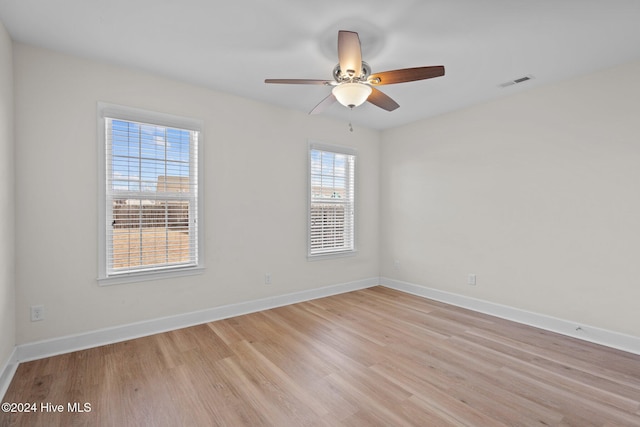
xmin=307 ymin=140 xmax=357 ymax=260
xmin=97 ymin=102 xmax=204 ymax=285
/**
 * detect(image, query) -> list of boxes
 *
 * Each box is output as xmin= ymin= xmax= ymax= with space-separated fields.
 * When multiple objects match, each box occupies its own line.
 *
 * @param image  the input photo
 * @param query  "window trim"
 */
xmin=307 ymin=140 xmax=357 ymax=260
xmin=97 ymin=102 xmax=204 ymax=285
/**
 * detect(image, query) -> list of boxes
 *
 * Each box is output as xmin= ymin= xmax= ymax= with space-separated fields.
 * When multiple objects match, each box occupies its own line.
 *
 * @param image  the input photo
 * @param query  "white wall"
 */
xmin=12 ymin=39 xmax=640 ymax=348
xmin=0 ymin=21 xmax=15 ymax=373
xmin=14 ymin=43 xmax=380 ymax=344
xmin=381 ymin=60 xmax=640 ymax=338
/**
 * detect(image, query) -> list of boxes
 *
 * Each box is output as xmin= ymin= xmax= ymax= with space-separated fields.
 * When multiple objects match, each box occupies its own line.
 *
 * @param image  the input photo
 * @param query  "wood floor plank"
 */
xmin=2 ymin=286 xmax=639 ymax=426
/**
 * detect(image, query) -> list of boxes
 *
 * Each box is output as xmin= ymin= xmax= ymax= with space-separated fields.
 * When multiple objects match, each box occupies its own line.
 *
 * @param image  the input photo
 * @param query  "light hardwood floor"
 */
xmin=2 ymin=286 xmax=639 ymax=426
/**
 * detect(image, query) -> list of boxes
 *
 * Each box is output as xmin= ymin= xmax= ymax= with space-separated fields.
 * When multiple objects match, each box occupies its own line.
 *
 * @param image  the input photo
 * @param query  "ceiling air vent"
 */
xmin=499 ymin=75 xmax=534 ymax=88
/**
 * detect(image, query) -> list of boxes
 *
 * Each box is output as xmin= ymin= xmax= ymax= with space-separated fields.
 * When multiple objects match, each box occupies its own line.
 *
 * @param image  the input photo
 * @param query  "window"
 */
xmin=98 ymin=103 xmax=203 ymax=284
xmin=308 ymin=142 xmax=356 ymax=257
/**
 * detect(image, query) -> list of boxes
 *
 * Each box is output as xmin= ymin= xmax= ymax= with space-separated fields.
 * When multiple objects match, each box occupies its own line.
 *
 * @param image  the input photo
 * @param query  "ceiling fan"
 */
xmin=265 ymin=30 xmax=445 ymax=115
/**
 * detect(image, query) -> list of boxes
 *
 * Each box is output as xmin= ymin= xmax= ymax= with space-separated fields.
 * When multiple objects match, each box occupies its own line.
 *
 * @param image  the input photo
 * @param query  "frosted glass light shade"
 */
xmin=332 ymin=83 xmax=372 ymax=108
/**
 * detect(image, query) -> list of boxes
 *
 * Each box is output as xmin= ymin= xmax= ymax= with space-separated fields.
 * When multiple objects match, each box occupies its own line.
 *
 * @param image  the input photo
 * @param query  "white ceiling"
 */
xmin=2 ymin=0 xmax=640 ymax=130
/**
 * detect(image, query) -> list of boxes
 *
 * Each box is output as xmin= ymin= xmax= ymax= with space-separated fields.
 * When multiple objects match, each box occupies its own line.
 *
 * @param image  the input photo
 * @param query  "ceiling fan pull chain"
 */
xmin=348 ymin=107 xmax=354 ymax=132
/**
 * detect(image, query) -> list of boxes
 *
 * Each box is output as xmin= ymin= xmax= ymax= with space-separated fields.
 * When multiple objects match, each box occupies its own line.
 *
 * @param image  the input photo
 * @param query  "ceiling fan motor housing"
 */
xmin=333 ymin=61 xmax=372 ymax=83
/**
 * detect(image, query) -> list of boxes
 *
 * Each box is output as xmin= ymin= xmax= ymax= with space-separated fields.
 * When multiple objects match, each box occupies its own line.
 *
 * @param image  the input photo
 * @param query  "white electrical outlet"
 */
xmin=467 ymin=274 xmax=477 ymax=286
xmin=31 ymin=305 xmax=45 ymax=322
xmin=265 ymin=273 xmax=272 ymax=285
xmin=393 ymin=260 xmax=400 ymax=269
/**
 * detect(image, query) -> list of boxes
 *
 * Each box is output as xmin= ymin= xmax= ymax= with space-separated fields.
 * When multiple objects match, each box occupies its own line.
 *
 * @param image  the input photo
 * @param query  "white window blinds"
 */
xmin=103 ymin=115 xmax=200 ymax=277
xmin=309 ymin=143 xmax=356 ymax=256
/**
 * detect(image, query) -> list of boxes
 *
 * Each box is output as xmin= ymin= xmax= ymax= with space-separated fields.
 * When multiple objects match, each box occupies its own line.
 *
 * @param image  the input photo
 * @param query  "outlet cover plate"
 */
xmin=31 ymin=305 xmax=45 ymax=322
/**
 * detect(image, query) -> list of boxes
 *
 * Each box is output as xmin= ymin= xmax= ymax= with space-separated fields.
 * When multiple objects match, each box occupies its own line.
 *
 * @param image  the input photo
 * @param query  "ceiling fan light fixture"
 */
xmin=265 ymin=31 xmax=445 ymax=114
xmin=332 ymin=82 xmax=372 ymax=108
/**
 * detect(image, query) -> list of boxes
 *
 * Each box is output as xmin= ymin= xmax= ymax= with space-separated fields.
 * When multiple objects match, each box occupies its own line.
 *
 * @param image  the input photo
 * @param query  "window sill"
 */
xmin=97 ymin=266 xmax=205 ymax=286
xmin=307 ymin=250 xmax=357 ymax=261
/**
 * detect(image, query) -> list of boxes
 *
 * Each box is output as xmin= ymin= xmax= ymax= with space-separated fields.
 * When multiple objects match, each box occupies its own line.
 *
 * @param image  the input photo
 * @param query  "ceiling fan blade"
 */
xmin=367 ymin=87 xmax=400 ymax=111
xmin=368 ymin=66 xmax=445 ymax=85
xmin=265 ymin=79 xmax=333 ymax=85
xmin=338 ymin=30 xmax=363 ymax=78
xmin=309 ymin=93 xmax=337 ymax=115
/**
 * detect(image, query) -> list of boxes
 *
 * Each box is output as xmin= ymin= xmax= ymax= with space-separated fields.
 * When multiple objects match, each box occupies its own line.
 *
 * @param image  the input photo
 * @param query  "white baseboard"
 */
xmin=0 ymin=347 xmax=18 ymax=400
xmin=380 ymin=277 xmax=640 ymax=356
xmin=15 ymin=277 xmax=378 ymax=364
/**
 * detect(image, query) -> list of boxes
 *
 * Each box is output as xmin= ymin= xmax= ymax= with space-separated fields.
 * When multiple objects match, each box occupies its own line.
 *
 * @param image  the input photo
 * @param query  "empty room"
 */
xmin=1 ymin=1 xmax=640 ymax=425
